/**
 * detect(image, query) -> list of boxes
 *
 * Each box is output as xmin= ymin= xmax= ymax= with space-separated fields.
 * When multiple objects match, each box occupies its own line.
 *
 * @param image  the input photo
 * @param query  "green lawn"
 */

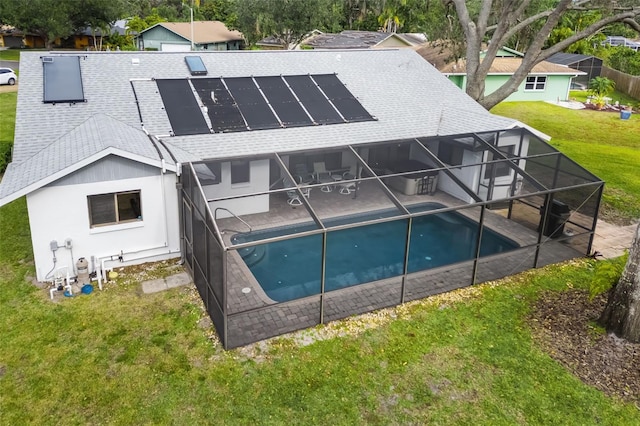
xmin=0 ymin=49 xmax=20 ymax=61
xmin=491 ymin=100 xmax=640 ymax=223
xmin=2 ymin=74 xmax=640 ymax=423
xmin=1 ymin=196 xmax=638 ymax=423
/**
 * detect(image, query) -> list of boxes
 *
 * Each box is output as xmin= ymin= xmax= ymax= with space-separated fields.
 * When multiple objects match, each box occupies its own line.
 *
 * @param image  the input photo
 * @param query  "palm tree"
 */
xmin=588 ymin=76 xmax=615 ymax=97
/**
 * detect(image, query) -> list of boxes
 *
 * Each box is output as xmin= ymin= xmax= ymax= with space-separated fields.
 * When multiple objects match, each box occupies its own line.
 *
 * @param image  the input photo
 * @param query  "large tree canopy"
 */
xmin=0 ymin=0 xmax=128 ymax=49
xmin=233 ymin=0 xmax=345 ymax=49
xmin=446 ymin=0 xmax=640 ymax=109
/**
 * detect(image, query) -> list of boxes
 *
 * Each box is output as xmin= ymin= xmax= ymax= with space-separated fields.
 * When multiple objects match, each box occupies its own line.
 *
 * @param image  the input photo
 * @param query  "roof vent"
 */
xmin=131 ymin=58 xmax=140 ymax=65
xmin=42 ymin=57 xmax=54 ymax=63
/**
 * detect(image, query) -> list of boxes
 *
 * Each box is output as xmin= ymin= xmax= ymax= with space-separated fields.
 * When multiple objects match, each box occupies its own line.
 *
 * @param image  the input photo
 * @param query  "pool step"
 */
xmin=239 ymin=245 xmax=266 ymax=268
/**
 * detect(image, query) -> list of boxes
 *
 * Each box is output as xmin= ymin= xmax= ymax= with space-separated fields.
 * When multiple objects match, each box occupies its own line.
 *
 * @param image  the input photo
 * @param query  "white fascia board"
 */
xmin=0 ymin=148 xmax=175 ymax=208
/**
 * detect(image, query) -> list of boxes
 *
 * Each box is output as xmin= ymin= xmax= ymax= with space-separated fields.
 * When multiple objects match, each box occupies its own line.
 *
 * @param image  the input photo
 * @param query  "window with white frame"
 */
xmin=88 ymin=190 xmax=142 ymax=227
xmin=524 ymin=76 xmax=547 ymax=91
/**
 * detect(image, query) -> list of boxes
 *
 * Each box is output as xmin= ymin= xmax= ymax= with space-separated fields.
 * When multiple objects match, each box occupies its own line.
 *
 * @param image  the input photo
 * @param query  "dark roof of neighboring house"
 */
xmin=0 ymin=49 xmax=518 ymax=206
xmin=140 ymin=21 xmax=243 ymax=44
xmin=303 ymin=31 xmax=418 ymax=49
xmin=440 ymin=57 xmax=585 ymax=75
xmin=547 ymin=52 xmax=600 ymax=66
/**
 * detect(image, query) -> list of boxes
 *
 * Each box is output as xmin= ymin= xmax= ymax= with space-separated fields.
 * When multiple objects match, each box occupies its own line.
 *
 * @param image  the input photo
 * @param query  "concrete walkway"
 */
xmin=142 ymin=272 xmax=192 ymax=294
xmin=592 ymin=220 xmax=639 ymax=259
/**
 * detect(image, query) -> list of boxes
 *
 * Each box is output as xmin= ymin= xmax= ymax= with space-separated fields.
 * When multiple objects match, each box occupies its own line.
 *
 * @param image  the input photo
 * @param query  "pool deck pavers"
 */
xmin=140 ymin=220 xmax=636 ymax=295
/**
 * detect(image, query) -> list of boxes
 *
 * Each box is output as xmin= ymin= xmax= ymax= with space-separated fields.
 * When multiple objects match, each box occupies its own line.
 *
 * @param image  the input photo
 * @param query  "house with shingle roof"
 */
xmin=416 ymin=44 xmax=584 ymax=102
xmin=137 ymin=21 xmax=243 ymax=51
xmin=302 ymin=30 xmax=424 ymax=49
xmin=0 ymin=49 xmax=603 ymax=348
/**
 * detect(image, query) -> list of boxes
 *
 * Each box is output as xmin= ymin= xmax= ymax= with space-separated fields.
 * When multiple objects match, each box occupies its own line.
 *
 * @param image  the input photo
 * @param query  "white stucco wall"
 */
xmin=28 ymin=172 xmax=180 ymax=282
xmin=477 ymin=130 xmax=530 ymax=201
xmin=204 ymin=159 xmax=271 ymax=218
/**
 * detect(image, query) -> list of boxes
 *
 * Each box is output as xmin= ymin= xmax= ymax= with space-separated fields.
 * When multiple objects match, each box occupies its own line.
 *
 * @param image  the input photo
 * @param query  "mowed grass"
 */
xmin=1 ymin=197 xmax=639 ymax=423
xmin=492 ymin=100 xmax=640 ymax=222
xmin=0 ymin=49 xmax=20 ymax=61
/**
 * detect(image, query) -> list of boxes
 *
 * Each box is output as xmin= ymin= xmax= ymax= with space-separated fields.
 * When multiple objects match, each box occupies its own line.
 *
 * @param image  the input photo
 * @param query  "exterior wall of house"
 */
xmin=448 ymin=75 xmax=465 ymax=90
xmin=204 ymin=159 xmax=270 ymax=218
xmin=376 ymin=38 xmax=410 ymax=48
xmin=483 ymin=74 xmax=573 ymax=102
xmin=477 ymin=131 xmax=531 ymax=201
xmin=27 ymin=171 xmax=180 ymax=282
xmin=198 ymin=40 xmax=242 ymax=51
xmin=140 ymin=27 xmax=189 ymax=50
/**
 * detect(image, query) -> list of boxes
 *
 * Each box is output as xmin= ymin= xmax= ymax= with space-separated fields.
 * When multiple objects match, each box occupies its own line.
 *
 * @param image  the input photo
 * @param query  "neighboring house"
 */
xmin=546 ymin=53 xmax=603 ymax=87
xmin=603 ymin=36 xmax=640 ymax=51
xmin=0 ymin=49 xmax=602 ymax=348
xmin=0 ymin=25 xmax=48 ymax=48
xmin=70 ymin=20 xmax=128 ymax=50
xmin=302 ymin=30 xmax=425 ymax=49
xmin=137 ymin=21 xmax=243 ymax=51
xmin=416 ymin=44 xmax=584 ymax=101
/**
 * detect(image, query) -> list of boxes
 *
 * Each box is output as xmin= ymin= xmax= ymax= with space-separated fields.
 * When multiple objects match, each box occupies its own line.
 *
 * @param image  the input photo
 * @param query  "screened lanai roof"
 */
xmin=187 ymin=126 xmax=603 ymax=251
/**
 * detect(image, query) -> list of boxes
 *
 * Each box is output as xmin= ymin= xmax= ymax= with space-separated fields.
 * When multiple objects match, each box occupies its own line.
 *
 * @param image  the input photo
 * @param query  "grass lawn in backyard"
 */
xmin=1 ymin=197 xmax=639 ymax=424
xmin=492 ymin=99 xmax=640 ymax=223
xmin=1 ymin=87 xmax=639 ymax=423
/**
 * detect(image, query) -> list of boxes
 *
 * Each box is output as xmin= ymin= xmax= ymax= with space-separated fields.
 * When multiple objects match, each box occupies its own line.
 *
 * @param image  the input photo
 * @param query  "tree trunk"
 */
xmin=599 ymin=223 xmax=640 ymax=343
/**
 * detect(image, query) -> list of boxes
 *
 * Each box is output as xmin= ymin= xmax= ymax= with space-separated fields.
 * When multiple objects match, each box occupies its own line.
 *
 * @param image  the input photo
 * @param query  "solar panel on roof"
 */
xmin=156 ymin=79 xmax=210 ymax=136
xmin=192 ymin=78 xmax=247 ymax=132
xmin=185 ymin=56 xmax=207 ymax=75
xmin=254 ymin=76 xmax=312 ymax=127
xmin=285 ymin=75 xmax=343 ymax=124
xmin=225 ymin=77 xmax=281 ymax=130
xmin=312 ymin=74 xmax=373 ymax=122
xmin=42 ymin=56 xmax=85 ymax=104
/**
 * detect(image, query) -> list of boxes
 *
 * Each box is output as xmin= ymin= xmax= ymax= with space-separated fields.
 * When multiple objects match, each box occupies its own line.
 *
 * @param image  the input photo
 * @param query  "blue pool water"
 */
xmin=233 ymin=204 xmax=518 ymax=302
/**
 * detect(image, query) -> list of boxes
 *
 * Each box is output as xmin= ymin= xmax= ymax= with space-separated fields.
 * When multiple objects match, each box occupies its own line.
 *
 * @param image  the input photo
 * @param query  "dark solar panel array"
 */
xmin=191 ymin=78 xmax=246 ymax=132
xmin=157 ymin=73 xmax=374 ymax=136
xmin=284 ymin=75 xmax=343 ymax=124
xmin=225 ymin=77 xmax=281 ymax=130
xmin=43 ymin=56 xmax=85 ymax=104
xmin=312 ymin=74 xmax=374 ymax=122
xmin=156 ymin=79 xmax=210 ymax=136
xmin=254 ymin=76 xmax=312 ymax=127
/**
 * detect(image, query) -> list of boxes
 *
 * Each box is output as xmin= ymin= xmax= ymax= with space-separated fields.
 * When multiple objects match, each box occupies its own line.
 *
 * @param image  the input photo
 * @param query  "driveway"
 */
xmin=0 ymin=84 xmax=17 ymax=93
xmin=0 ymin=60 xmax=19 ymax=71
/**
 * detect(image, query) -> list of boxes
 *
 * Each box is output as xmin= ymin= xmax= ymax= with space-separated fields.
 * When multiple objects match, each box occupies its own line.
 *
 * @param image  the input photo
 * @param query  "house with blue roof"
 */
xmin=0 ymin=49 xmax=603 ymax=347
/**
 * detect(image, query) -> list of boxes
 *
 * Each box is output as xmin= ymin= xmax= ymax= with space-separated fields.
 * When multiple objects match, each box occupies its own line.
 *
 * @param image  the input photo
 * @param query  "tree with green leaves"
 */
xmin=444 ymin=0 xmax=640 ymax=110
xmin=233 ymin=0 xmax=345 ymax=49
xmin=0 ymin=0 xmax=127 ymax=49
xmin=588 ymin=76 xmax=616 ymax=96
xmin=0 ymin=0 xmax=75 ymax=48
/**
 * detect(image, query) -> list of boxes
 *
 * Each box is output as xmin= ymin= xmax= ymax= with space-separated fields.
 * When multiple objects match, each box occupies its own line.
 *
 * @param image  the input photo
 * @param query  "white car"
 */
xmin=0 ymin=68 xmax=17 ymax=85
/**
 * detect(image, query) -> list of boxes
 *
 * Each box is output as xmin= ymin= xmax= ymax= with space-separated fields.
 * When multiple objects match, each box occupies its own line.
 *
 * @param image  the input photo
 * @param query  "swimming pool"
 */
xmin=232 ymin=203 xmax=519 ymax=302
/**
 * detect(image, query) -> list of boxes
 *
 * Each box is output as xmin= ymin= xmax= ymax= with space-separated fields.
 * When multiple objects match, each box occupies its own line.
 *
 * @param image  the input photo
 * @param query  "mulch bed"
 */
xmin=529 ymin=289 xmax=640 ymax=407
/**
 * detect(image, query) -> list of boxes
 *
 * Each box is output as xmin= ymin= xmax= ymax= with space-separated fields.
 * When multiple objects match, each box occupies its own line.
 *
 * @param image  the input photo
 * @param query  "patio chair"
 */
xmin=287 ymin=191 xmax=303 ymax=206
xmin=338 ymin=181 xmax=356 ymax=195
xmin=313 ymin=162 xmax=334 ymax=192
xmin=293 ymin=164 xmax=314 ymax=184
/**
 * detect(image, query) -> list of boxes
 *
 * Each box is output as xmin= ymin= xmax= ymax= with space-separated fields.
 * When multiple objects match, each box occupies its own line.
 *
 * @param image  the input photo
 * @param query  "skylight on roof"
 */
xmin=42 ymin=56 xmax=85 ymax=104
xmin=185 ymin=56 xmax=207 ymax=76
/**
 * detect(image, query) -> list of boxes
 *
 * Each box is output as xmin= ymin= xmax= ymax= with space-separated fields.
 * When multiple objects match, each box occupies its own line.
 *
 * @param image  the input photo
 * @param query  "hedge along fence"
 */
xmin=602 ymin=66 xmax=640 ymax=101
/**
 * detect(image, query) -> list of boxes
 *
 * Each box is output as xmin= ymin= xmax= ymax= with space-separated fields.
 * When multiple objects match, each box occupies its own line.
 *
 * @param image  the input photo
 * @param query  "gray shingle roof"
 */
xmin=0 ymin=48 xmax=518 ymax=206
